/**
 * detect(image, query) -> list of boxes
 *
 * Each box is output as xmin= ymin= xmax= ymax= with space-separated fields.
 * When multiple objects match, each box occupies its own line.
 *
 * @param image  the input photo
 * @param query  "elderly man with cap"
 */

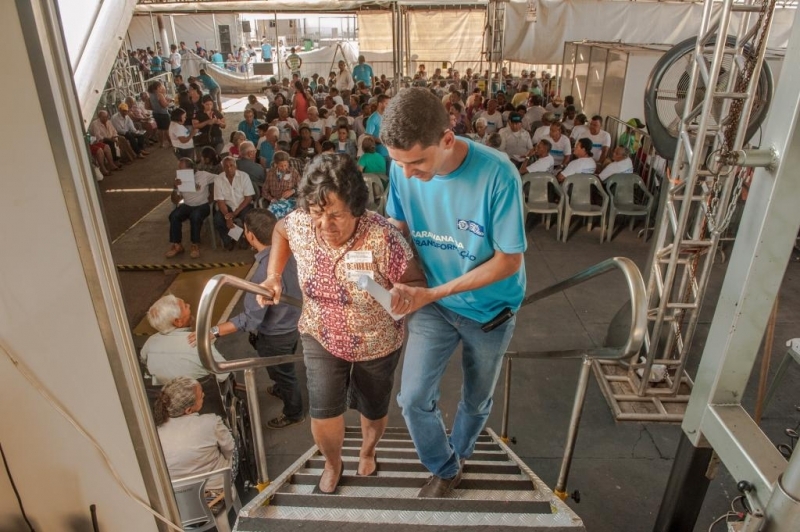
xmin=545 ymin=95 xmax=565 ymax=120
xmin=499 ymin=112 xmax=535 ymax=168
xmin=111 ymin=103 xmax=149 ymax=158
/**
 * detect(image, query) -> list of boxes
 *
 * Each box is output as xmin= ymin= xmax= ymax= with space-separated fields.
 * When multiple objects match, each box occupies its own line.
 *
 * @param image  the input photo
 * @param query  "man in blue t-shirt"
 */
xmin=352 ymin=55 xmax=373 ymax=88
xmin=383 ymin=87 xmax=526 ymax=499
xmin=197 ymin=69 xmax=222 ymax=111
xmin=260 ymin=39 xmax=273 ymax=62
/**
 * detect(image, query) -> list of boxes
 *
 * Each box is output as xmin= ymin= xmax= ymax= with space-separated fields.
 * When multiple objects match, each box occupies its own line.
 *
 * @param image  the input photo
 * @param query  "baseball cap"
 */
xmin=509 ymin=112 xmax=523 ymax=123
xmin=628 ymin=118 xmax=645 ymax=128
xmin=118 ymin=103 xmax=129 ymax=111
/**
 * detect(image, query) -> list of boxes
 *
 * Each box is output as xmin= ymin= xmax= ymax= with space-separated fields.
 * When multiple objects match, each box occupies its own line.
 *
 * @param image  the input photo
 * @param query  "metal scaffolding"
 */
xmin=594 ymin=0 xmax=778 ymax=422
xmin=485 ymin=0 xmax=506 ymax=91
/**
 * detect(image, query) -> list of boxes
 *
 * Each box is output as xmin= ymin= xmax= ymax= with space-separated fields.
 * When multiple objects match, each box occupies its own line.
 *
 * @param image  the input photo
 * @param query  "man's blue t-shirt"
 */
xmin=352 ymin=63 xmax=373 ymax=87
xmin=211 ymin=52 xmax=224 ymax=67
xmin=386 ymin=139 xmax=527 ymax=323
xmin=238 ymin=119 xmax=261 ymax=144
xmin=261 ymin=44 xmax=273 ymax=61
xmin=366 ymin=112 xmax=388 ymax=157
xmin=198 ymin=73 xmax=219 ymax=91
xmin=259 ymin=141 xmax=275 ymax=167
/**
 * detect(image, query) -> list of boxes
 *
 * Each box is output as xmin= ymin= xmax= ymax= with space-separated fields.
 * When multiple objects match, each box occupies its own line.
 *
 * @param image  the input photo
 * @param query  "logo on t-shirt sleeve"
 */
xmin=457 ymin=219 xmax=485 ymax=237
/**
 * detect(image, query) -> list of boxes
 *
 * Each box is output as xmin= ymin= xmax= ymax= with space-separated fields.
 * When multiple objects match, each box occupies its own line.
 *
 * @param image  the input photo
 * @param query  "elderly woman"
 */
xmin=260 ymin=154 xmax=424 ymax=494
xmin=155 ymin=376 xmax=234 ymax=529
xmin=155 ymin=376 xmax=234 ymax=483
xmin=261 ymin=151 xmax=302 ymax=219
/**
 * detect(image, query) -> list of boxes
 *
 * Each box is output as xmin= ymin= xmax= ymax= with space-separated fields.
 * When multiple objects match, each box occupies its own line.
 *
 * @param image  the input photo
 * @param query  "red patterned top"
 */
xmin=284 ymin=209 xmax=413 ymax=362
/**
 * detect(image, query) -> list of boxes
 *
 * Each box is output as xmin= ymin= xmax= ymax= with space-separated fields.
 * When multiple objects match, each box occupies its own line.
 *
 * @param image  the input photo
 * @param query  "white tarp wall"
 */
xmin=127 ymin=14 xmax=241 ymax=54
xmin=358 ymin=10 xmax=486 ymax=75
xmin=505 ymin=0 xmax=796 ymax=65
xmin=408 ymin=11 xmax=485 ymax=72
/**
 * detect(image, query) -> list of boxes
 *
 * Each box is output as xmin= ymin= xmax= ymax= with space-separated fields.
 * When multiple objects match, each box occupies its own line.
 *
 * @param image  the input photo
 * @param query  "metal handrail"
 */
xmin=507 ymin=256 xmax=647 ymax=362
xmin=500 ymin=256 xmax=647 ymax=502
xmin=196 ymin=273 xmax=302 ymax=490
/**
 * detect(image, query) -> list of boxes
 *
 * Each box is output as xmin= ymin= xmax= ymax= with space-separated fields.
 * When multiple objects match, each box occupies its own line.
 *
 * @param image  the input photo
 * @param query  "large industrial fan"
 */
xmin=643 ymin=36 xmax=773 ymax=159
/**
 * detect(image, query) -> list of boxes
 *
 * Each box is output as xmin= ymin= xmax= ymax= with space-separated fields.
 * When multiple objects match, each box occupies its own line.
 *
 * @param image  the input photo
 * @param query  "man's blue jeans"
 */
xmin=169 ymin=203 xmax=210 ymax=244
xmin=397 ymin=302 xmax=517 ymax=479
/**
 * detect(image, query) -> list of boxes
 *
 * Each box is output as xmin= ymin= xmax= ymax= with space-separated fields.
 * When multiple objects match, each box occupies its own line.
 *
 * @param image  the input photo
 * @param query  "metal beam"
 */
xmin=680 ymin=0 xmax=800 ymax=511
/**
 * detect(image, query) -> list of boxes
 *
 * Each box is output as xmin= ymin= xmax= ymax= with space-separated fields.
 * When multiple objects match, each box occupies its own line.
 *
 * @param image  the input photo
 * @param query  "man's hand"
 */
xmin=388 ymin=283 xmax=434 ymax=315
xmin=226 ymin=219 xmax=235 ymax=229
xmin=174 ymin=178 xmax=182 ymax=187
xmin=187 ymin=330 xmax=213 ymax=347
xmin=281 ymin=189 xmax=294 ymax=199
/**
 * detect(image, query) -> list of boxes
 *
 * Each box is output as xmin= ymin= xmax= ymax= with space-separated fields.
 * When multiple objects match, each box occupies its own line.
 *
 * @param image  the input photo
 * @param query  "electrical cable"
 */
xmin=0 ymin=339 xmax=183 ymax=532
xmin=708 ymin=511 xmax=737 ymax=531
xmin=0 ymin=441 xmax=36 ymax=532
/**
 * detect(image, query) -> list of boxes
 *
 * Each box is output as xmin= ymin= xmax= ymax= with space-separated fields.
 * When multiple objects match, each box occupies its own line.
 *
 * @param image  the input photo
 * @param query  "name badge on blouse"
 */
xmin=344 ymin=250 xmax=374 ymax=281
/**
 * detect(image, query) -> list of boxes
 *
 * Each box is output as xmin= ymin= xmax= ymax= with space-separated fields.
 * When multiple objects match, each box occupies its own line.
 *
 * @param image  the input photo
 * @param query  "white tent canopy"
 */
xmin=62 ymin=0 xmax=794 ymax=120
xmin=506 ymin=0 xmax=795 ymax=64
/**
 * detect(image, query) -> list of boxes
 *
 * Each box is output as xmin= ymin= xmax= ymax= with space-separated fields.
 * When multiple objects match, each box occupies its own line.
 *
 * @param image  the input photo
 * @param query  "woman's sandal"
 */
xmin=313 ymin=460 xmax=344 ymax=495
xmin=355 ymin=452 xmax=379 ymax=477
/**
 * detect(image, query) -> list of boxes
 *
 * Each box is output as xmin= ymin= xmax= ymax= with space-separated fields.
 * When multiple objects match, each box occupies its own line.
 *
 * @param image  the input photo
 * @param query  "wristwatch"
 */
xmin=210 ymin=326 xmax=220 ymax=338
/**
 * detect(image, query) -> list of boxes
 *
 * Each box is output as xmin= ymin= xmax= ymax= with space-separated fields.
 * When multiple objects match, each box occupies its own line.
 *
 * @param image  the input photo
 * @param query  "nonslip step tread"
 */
xmin=289 ymin=473 xmax=535 ymax=490
xmin=269 ymin=493 xmax=552 ymax=514
xmin=305 ymin=458 xmax=519 ymax=474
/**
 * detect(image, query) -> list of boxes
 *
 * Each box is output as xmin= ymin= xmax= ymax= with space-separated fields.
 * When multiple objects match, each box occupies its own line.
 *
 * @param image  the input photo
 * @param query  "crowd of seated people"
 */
xmin=94 ymin=52 xmax=644 ymax=260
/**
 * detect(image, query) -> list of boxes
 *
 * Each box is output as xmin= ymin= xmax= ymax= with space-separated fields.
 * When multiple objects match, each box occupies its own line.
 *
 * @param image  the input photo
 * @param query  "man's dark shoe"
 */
xmin=417 ymin=465 xmax=463 ymax=498
xmin=267 ymin=414 xmax=305 ymax=429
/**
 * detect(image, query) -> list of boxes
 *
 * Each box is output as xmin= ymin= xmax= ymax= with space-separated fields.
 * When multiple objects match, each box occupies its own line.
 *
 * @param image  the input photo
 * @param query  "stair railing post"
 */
xmin=500 ymin=356 xmax=512 ymax=442
xmin=244 ymin=367 xmax=270 ymax=491
xmin=554 ymin=355 xmax=593 ymax=500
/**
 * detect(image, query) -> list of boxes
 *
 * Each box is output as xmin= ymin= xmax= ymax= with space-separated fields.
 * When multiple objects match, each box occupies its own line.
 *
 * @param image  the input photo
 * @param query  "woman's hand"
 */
xmin=257 ymin=276 xmax=283 ymax=307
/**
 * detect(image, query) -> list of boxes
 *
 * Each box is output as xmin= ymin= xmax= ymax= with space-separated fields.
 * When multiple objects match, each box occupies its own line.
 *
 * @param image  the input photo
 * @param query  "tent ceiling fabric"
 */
xmin=134 ymin=1 xmax=488 ymax=13
xmin=59 ymin=0 xmax=138 ymax=123
xmin=505 ymin=0 xmax=795 ymax=64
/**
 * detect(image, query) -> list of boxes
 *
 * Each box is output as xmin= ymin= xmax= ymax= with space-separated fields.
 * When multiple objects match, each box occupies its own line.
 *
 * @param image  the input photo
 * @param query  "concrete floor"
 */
xmin=105 ymin=95 xmax=800 ymax=532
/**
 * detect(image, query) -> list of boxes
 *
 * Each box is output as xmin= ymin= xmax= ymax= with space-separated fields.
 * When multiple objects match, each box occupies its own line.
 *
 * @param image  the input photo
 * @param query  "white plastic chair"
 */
xmin=172 ymin=467 xmax=241 ymax=532
xmin=521 ymin=172 xmax=564 ymax=240
xmin=605 ymin=173 xmax=655 ymax=241
xmin=562 ymin=173 xmax=609 ymax=243
xmin=363 ymin=173 xmax=386 ymax=213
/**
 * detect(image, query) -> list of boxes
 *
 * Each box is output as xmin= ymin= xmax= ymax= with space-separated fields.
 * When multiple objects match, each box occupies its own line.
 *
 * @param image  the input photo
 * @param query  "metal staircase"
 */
xmin=234 ymin=426 xmax=584 ymax=531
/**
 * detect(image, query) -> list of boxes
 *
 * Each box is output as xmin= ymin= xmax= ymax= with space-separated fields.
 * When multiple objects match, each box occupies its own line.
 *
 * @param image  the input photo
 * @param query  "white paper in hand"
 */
xmin=176 ymin=169 xmax=196 ymax=192
xmin=228 ymin=224 xmax=244 ymax=241
xmin=357 ymin=275 xmax=404 ymax=321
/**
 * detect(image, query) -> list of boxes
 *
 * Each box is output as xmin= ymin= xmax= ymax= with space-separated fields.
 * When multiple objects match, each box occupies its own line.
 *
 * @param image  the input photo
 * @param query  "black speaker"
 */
xmin=242 ymin=20 xmax=251 ymax=33
xmin=253 ymin=63 xmax=274 ymax=76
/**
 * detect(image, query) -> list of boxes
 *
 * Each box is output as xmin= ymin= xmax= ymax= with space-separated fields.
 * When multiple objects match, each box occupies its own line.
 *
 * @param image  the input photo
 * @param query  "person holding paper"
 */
xmin=214 ymin=156 xmax=255 ymax=251
xmin=382 ymin=88 xmax=526 ymax=499
xmin=166 ymin=158 xmax=216 ymax=259
xmin=258 ymin=154 xmax=425 ymax=495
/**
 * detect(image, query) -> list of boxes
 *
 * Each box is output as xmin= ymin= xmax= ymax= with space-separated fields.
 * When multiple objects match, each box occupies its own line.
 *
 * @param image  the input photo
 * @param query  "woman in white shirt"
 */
xmin=169 ymin=108 xmax=194 ymax=160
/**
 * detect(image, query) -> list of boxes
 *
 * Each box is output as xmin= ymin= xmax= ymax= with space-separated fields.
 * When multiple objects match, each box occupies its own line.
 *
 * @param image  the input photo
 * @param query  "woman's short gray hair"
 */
xmin=154 ymin=377 xmax=199 ymax=425
xmin=147 ymin=294 xmax=181 ymax=334
xmin=299 ymin=154 xmax=369 ymax=217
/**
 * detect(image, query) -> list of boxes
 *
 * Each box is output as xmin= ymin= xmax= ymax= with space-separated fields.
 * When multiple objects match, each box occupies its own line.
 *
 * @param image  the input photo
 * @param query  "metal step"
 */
xmin=234 ymin=427 xmax=585 ymax=531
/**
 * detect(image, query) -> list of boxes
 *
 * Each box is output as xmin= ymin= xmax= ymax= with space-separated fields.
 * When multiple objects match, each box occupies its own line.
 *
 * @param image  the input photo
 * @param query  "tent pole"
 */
xmin=149 ymin=12 xmax=157 ymax=54
xmin=274 ymin=12 xmax=282 ymax=80
xmin=170 ymin=15 xmax=177 ymax=48
xmin=156 ymin=15 xmax=169 ymax=55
